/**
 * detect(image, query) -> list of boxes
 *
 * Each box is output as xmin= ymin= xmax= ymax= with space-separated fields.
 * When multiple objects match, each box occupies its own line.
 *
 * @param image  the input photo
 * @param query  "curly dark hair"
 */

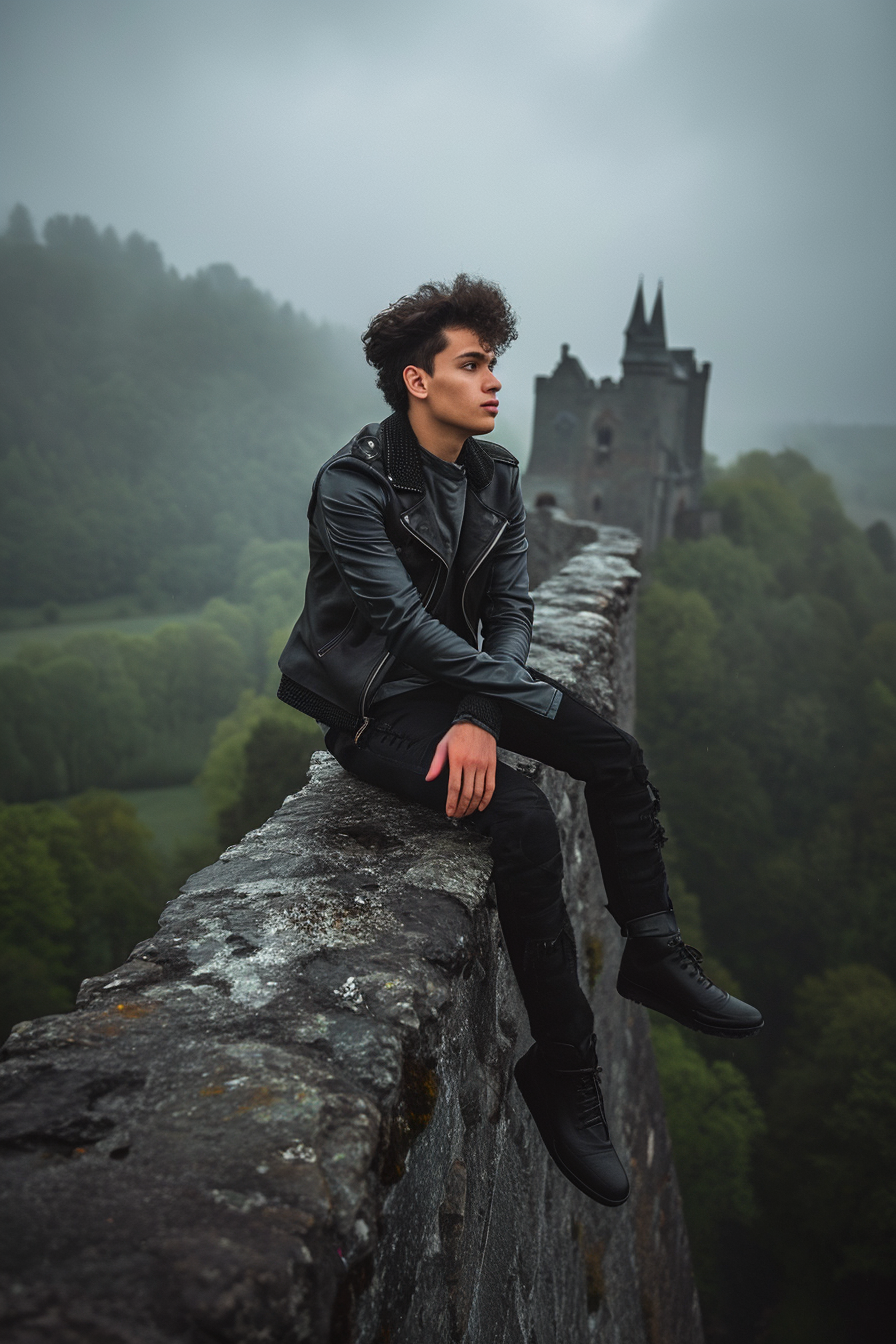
xmin=362 ymin=274 xmax=518 ymax=412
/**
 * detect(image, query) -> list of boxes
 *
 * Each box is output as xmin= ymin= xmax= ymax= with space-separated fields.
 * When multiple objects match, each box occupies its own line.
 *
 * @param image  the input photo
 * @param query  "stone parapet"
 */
xmin=523 ymin=505 xmax=604 ymax=590
xmin=0 ymin=527 xmax=702 ymax=1344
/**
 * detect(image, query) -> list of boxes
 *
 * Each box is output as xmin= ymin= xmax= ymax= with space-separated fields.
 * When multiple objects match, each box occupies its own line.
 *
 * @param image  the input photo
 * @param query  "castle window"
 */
xmin=553 ymin=410 xmax=578 ymax=440
xmin=592 ymin=494 xmax=603 ymax=514
xmin=535 ymin=492 xmax=557 ymax=508
xmin=597 ymin=426 xmax=613 ymax=447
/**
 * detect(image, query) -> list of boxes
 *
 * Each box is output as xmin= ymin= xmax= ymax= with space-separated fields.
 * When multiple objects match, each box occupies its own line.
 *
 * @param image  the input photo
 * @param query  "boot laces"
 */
xmin=576 ymin=1064 xmax=607 ymax=1131
xmin=670 ymin=937 xmax=709 ymax=983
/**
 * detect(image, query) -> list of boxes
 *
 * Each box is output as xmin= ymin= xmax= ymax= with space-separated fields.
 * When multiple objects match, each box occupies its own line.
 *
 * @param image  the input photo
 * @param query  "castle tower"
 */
xmin=622 ymin=281 xmax=669 ymax=372
xmin=524 ymin=283 xmax=711 ymax=551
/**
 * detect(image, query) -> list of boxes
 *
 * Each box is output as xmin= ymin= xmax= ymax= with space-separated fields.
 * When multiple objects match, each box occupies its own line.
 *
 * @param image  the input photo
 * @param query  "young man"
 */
xmin=278 ymin=275 xmax=763 ymax=1207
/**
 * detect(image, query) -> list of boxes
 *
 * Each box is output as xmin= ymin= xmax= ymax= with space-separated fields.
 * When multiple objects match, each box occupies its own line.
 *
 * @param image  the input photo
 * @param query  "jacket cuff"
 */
xmin=453 ymin=693 xmax=502 ymax=741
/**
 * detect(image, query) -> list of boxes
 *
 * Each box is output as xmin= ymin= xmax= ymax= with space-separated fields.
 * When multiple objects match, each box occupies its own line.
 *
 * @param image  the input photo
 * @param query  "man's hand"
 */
xmin=425 ymin=721 xmax=497 ymax=818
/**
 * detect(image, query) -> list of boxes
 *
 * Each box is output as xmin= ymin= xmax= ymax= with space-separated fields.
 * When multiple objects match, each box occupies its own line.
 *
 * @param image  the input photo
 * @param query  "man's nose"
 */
xmin=486 ymin=371 xmax=502 ymax=391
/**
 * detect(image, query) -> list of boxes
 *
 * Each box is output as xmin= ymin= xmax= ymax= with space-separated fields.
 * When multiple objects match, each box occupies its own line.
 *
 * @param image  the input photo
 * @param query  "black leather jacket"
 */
xmin=277 ymin=413 xmax=561 ymax=740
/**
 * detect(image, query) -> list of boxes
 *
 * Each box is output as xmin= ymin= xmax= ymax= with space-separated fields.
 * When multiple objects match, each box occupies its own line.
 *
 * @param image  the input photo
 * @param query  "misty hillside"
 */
xmin=0 ymin=207 xmax=383 ymax=607
xmin=776 ymin=423 xmax=896 ymax=533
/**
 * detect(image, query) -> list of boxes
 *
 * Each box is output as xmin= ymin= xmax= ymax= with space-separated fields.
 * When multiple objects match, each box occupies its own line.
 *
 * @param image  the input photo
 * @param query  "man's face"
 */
xmin=405 ymin=327 xmax=501 ymax=436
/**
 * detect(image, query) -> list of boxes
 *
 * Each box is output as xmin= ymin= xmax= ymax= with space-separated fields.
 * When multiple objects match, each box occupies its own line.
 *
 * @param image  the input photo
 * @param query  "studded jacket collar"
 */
xmin=369 ymin=411 xmax=504 ymax=494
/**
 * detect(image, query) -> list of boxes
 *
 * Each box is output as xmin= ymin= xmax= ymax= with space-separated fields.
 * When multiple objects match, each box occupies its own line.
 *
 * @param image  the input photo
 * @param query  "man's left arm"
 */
xmin=452 ymin=487 xmax=532 ymax=742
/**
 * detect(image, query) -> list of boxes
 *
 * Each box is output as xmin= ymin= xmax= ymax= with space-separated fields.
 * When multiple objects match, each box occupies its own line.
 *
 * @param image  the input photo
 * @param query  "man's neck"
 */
xmin=406 ymin=403 xmax=469 ymax=463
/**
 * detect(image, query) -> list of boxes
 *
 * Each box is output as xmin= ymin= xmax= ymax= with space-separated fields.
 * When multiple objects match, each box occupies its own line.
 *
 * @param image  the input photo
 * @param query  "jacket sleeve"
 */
xmin=453 ymin=479 xmax=532 ymax=738
xmin=315 ymin=460 xmax=560 ymax=724
xmin=480 ymin=481 xmax=533 ymax=666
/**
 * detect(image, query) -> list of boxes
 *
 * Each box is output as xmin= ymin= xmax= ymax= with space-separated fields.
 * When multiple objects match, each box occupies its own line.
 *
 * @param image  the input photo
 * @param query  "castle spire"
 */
xmin=647 ymin=282 xmax=667 ymax=347
xmin=622 ymin=278 xmax=671 ymax=373
xmin=625 ymin=280 xmax=648 ymax=341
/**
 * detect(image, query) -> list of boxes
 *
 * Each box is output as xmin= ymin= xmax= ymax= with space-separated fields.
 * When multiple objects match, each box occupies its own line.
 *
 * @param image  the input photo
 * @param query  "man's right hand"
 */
xmin=425 ymin=721 xmax=497 ymax=818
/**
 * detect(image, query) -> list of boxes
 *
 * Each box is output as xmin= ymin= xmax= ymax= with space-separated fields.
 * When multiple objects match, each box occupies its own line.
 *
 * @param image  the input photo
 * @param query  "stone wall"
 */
xmin=0 ymin=527 xmax=703 ymax=1344
xmin=522 ymin=504 xmax=603 ymax=590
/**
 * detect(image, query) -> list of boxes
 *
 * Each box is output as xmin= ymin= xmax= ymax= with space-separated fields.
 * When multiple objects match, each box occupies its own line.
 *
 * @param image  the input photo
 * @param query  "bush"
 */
xmin=0 ymin=791 xmax=166 ymax=1040
xmin=760 ymin=966 xmax=896 ymax=1340
xmin=652 ymin=1021 xmax=765 ymax=1310
xmin=197 ymin=691 xmax=322 ymax=847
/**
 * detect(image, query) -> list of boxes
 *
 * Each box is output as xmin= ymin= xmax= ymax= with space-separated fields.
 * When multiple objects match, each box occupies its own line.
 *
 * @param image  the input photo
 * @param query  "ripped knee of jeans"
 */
xmin=601 ymin=782 xmax=668 ymax=858
xmin=631 ymin=741 xmax=650 ymax=785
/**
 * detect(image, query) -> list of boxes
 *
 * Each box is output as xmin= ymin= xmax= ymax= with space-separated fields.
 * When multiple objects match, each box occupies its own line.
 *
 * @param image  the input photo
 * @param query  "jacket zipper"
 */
xmin=316 ymin=612 xmax=356 ymax=658
xmin=354 ymin=527 xmax=446 ymax=744
xmin=400 ymin=519 xmax=447 ymax=612
xmin=461 ymin=520 xmax=508 ymax=636
xmin=402 ymin=519 xmax=446 ymax=583
xmin=354 ymin=652 xmax=392 ymax=742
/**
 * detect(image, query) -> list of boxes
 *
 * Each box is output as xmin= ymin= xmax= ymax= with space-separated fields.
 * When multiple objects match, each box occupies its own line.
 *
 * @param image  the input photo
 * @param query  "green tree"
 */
xmin=0 ymin=620 xmax=249 ymax=801
xmin=197 ymin=691 xmax=321 ymax=847
xmin=5 ymin=203 xmax=37 ymax=246
xmin=0 ymin=792 xmax=165 ymax=1040
xmin=866 ymin=520 xmax=895 ymax=572
xmin=652 ymin=1021 xmax=765 ymax=1311
xmin=0 ymin=206 xmax=381 ymax=607
xmin=64 ymin=790 xmax=166 ymax=978
xmin=760 ymin=966 xmax=896 ymax=1341
xmin=639 ymin=452 xmax=896 ymax=1006
xmin=638 ymin=450 xmax=896 ymax=1333
xmin=0 ymin=804 xmax=79 ymax=1030
xmin=704 ymin=450 xmax=895 ymax=628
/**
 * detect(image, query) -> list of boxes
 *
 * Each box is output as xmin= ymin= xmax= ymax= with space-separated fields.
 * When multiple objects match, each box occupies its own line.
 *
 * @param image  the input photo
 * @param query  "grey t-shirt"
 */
xmin=372 ymin=444 xmax=468 ymax=705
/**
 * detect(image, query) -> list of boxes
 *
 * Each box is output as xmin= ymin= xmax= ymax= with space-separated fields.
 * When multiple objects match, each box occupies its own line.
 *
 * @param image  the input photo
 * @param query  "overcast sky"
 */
xmin=1 ymin=0 xmax=894 ymax=461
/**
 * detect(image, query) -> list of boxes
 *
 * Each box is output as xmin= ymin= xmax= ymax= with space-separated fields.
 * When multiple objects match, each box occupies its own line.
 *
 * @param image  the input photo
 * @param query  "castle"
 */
xmin=524 ymin=282 xmax=713 ymax=551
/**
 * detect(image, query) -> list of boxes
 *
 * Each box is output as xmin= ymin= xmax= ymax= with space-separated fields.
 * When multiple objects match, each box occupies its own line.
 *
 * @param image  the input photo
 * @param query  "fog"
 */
xmin=2 ymin=0 xmax=893 ymax=461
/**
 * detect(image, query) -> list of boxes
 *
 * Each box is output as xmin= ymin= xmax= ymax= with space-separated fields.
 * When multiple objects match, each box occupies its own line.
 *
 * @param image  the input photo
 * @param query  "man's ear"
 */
xmin=403 ymin=364 xmax=428 ymax=402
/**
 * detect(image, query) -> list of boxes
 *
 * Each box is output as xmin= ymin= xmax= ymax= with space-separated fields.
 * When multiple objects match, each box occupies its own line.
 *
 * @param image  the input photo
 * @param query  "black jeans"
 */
xmin=325 ymin=681 xmax=670 ymax=1047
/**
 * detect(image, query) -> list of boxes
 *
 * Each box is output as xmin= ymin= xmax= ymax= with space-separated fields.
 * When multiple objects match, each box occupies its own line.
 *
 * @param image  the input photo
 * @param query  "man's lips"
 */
xmin=481 ymin=401 xmax=499 ymax=413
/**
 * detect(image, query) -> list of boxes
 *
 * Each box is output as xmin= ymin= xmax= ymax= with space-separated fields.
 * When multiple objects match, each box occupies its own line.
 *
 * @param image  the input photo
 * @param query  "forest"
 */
xmin=0 ymin=208 xmax=894 ymax=1343
xmin=638 ymin=451 xmax=896 ymax=1342
xmin=0 ymin=203 xmax=380 ymax=608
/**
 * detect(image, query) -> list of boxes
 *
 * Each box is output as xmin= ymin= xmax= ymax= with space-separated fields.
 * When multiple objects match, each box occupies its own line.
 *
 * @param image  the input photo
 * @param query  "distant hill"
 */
xmin=0 ymin=206 xmax=384 ymax=607
xmin=775 ymin=423 xmax=896 ymax=534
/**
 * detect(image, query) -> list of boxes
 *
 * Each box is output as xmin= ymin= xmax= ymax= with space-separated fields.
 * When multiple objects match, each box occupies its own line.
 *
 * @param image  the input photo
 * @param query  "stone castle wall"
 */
xmin=0 ymin=526 xmax=703 ymax=1344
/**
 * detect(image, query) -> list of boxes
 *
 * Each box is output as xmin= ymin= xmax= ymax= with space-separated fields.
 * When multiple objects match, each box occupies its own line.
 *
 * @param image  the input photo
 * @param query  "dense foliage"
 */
xmin=0 ymin=210 xmax=342 ymax=1044
xmin=784 ymin=423 xmax=896 ymax=541
xmin=0 ymin=205 xmax=381 ymax=607
xmin=640 ymin=451 xmax=896 ymax=1020
xmin=0 ymin=522 xmax=320 ymax=1032
xmin=639 ymin=450 xmax=896 ymax=1341
xmin=761 ymin=966 xmax=896 ymax=1340
xmin=197 ymin=691 xmax=322 ymax=849
xmin=0 ymin=791 xmax=166 ymax=1040
xmin=0 ymin=538 xmax=308 ymax=801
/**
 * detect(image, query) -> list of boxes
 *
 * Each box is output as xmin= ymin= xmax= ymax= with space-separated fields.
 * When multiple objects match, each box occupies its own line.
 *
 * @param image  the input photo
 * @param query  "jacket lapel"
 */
xmin=457 ymin=489 xmax=507 ymax=578
xmin=379 ymin=412 xmax=506 ymax=571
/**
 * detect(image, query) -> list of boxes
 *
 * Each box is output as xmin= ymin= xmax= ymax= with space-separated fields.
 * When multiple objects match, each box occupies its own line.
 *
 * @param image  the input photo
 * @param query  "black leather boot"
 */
xmin=514 ymin=1035 xmax=630 ymax=1207
xmin=616 ymin=909 xmax=764 ymax=1037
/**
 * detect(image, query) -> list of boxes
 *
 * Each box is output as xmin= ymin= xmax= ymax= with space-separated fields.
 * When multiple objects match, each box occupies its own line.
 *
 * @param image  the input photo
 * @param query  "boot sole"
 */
xmin=616 ymin=976 xmax=764 ymax=1038
xmin=513 ymin=1058 xmax=630 ymax=1207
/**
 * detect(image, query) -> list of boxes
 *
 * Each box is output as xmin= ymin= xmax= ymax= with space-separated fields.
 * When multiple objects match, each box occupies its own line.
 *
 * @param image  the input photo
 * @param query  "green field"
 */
xmin=119 ymin=784 xmax=215 ymax=858
xmin=0 ymin=607 xmax=207 ymax=660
